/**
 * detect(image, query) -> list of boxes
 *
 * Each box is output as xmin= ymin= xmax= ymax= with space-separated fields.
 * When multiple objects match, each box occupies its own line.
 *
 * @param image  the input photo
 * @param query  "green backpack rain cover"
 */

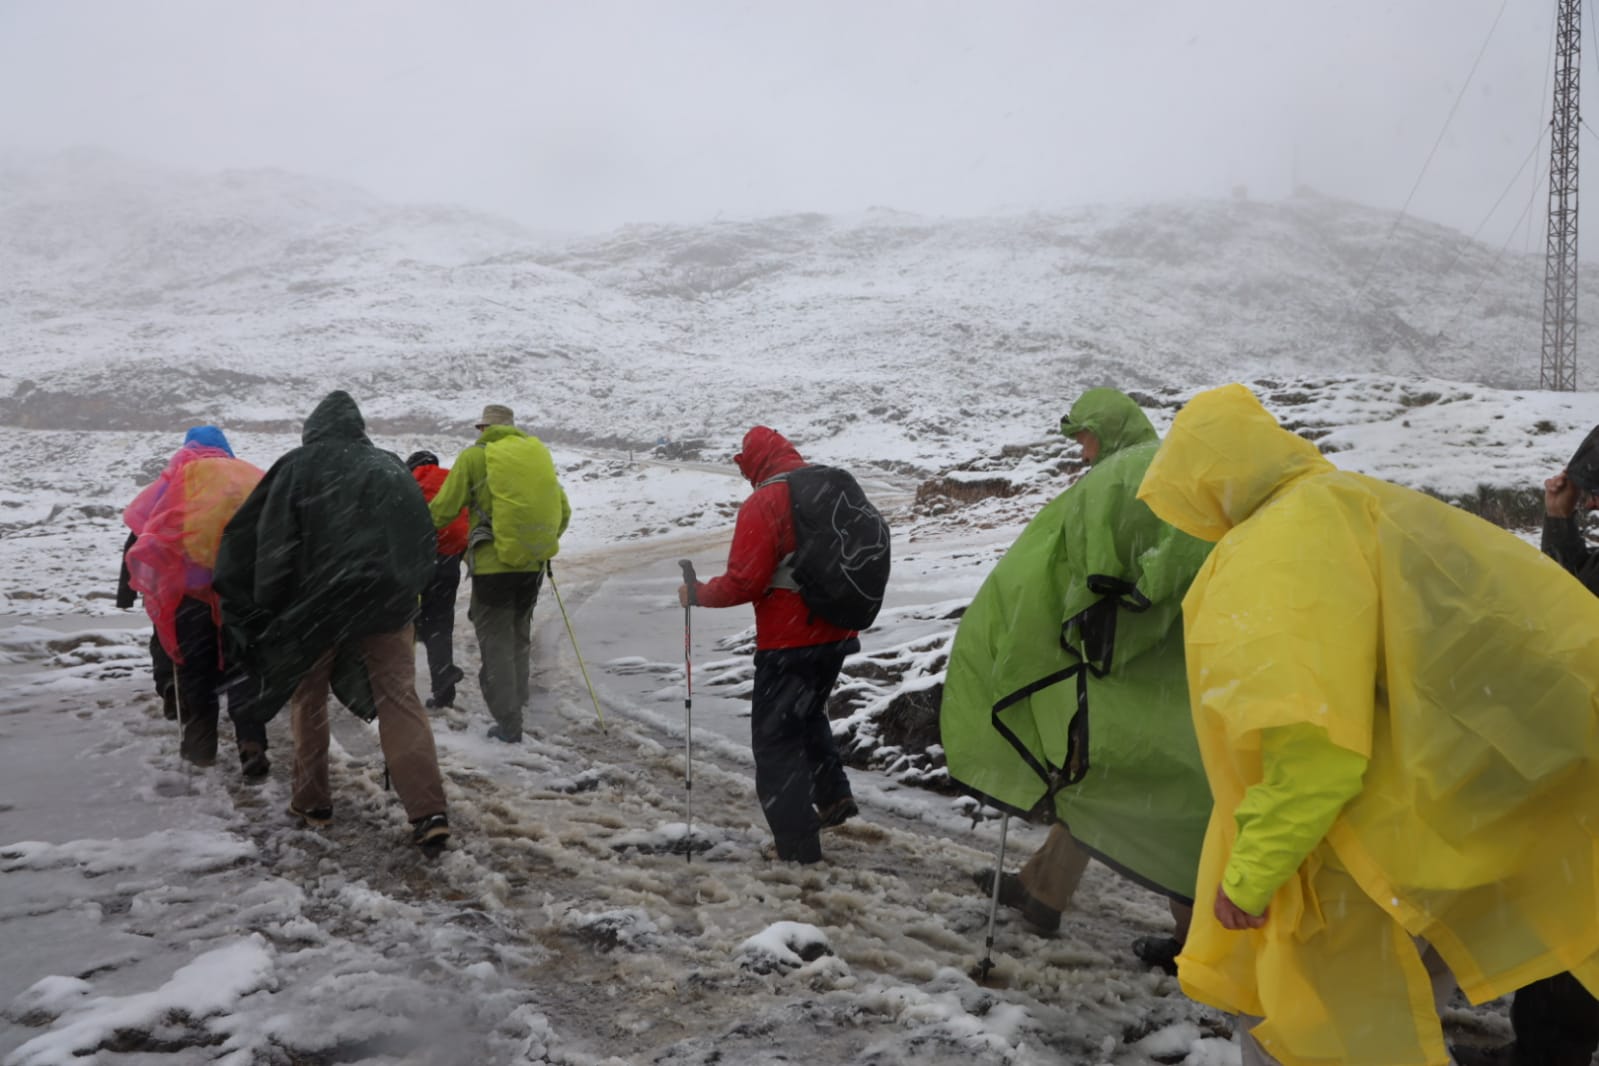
xmin=941 ymin=399 xmax=1213 ymax=900
xmin=483 ymin=434 xmax=564 ymax=568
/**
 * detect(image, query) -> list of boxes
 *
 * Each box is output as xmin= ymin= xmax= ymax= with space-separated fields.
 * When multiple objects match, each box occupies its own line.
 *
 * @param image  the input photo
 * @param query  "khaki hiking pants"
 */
xmin=468 ymin=570 xmax=543 ymax=736
xmin=1020 ymin=822 xmax=1194 ymax=937
xmin=290 ymin=626 xmax=447 ymax=822
xmin=1019 ymin=823 xmax=1092 ymax=911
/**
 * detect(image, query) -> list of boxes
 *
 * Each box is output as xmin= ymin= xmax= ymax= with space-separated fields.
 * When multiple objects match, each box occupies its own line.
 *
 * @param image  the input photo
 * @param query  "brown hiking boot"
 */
xmin=817 ymin=796 xmax=859 ymax=829
xmin=972 ymin=868 xmax=1062 ymax=933
xmin=410 ymin=813 xmax=450 ymax=849
xmin=288 ymin=803 xmax=333 ymax=828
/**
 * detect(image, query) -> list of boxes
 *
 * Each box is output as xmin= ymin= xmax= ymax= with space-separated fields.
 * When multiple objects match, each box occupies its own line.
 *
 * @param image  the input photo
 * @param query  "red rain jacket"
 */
xmin=412 ymin=463 xmax=469 ymax=556
xmin=694 ymin=426 xmax=858 ymax=650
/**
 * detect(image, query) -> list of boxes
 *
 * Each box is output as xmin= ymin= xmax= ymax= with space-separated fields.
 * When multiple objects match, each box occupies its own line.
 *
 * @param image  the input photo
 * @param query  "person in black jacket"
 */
xmin=1541 ymin=424 xmax=1599 ymax=592
xmin=1458 ymin=426 xmax=1599 ymax=1066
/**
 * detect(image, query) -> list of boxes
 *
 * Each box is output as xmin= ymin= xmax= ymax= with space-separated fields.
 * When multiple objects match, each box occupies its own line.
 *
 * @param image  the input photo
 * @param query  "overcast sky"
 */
xmin=0 ymin=1 xmax=1575 ymax=242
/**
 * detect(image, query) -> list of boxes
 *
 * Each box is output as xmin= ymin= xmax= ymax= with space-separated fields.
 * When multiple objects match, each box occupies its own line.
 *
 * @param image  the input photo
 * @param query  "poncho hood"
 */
xmin=302 ymin=390 xmax=368 ymax=447
xmin=1137 ymin=384 xmax=1333 ymax=543
xmin=1059 ymin=388 xmax=1159 ymax=457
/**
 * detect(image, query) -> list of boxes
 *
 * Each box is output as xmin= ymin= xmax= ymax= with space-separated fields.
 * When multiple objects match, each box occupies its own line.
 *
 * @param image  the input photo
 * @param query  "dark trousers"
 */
xmin=416 ymin=553 xmax=463 ymax=700
xmin=150 ymin=633 xmax=174 ymax=700
xmin=749 ymin=637 xmax=859 ymax=863
xmin=1512 ymin=972 xmax=1599 ymax=1065
xmin=468 ymin=569 xmax=544 ymax=735
xmin=149 ymin=632 xmax=176 ymax=719
xmin=172 ymin=596 xmax=265 ymax=764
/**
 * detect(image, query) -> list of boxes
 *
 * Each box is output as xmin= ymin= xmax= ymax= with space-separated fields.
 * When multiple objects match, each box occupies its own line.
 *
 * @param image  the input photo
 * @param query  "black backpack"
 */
xmin=760 ymin=465 xmax=892 ymax=630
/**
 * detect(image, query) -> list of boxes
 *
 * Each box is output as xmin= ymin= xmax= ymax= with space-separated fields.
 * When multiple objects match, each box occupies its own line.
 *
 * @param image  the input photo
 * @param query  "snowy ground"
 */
xmin=0 ymin=426 xmax=1248 ymax=1066
xmin=0 ymin=398 xmax=1574 ymax=1065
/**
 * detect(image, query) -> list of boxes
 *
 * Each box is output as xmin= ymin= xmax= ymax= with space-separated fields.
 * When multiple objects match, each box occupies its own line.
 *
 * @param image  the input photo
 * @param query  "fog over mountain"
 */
xmin=0 ymin=154 xmax=1571 ymax=468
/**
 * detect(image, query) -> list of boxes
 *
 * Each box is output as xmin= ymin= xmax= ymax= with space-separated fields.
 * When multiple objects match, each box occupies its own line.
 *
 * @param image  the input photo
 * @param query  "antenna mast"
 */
xmin=1541 ymin=0 xmax=1582 ymax=390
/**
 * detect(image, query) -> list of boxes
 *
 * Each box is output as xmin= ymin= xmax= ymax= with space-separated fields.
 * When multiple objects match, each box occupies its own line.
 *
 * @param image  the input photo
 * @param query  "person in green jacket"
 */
xmin=428 ymin=403 xmax=571 ymax=743
xmin=214 ymin=391 xmax=450 ymax=849
xmin=941 ymin=388 xmax=1213 ymax=970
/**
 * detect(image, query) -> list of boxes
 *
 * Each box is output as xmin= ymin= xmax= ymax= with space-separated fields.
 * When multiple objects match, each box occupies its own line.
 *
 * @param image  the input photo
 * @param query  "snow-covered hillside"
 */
xmin=0 ymin=154 xmax=1580 ymax=472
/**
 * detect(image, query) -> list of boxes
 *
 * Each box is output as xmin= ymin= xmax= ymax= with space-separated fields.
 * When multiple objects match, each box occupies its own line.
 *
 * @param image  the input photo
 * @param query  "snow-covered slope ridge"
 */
xmin=0 ymin=153 xmax=1582 ymax=471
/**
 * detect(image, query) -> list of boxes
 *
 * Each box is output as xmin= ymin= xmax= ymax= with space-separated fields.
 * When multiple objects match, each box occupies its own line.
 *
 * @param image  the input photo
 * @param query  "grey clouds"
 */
xmin=0 ymin=1 xmax=1570 ymax=242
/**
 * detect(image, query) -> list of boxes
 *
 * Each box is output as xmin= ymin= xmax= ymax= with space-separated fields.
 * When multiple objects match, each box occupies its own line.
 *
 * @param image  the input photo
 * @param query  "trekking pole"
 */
xmin=977 ymin=812 xmax=1011 ymax=984
xmin=546 ymin=563 xmax=607 ymax=733
xmin=679 ymin=559 xmax=697 ymax=864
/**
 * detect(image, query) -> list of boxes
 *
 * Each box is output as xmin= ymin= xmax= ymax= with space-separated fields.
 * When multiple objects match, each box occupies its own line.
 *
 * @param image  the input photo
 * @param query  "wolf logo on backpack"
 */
xmin=761 ymin=465 xmax=891 ymax=630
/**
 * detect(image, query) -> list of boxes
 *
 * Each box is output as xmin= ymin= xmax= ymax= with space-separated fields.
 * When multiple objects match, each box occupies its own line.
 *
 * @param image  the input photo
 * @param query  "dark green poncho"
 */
xmin=214 ymin=391 xmax=435 ymax=724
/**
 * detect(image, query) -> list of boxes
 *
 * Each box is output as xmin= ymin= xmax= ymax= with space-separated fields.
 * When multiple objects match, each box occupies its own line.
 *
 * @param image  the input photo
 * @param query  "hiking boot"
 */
xmin=817 ymin=796 xmax=859 ymax=829
xmin=972 ymin=867 xmax=1030 ymax=910
xmin=1132 ymin=935 xmax=1182 ymax=976
xmin=238 ymin=744 xmax=271 ymax=780
xmin=486 ymin=724 xmax=522 ymax=744
xmin=1019 ymin=894 xmax=1062 ymax=933
xmin=972 ymin=868 xmax=1061 ymax=933
xmin=410 ymin=813 xmax=450 ymax=848
xmin=288 ymin=802 xmax=333 ymax=828
xmin=427 ymin=666 xmax=465 ymax=707
xmin=767 ymin=835 xmax=822 ymax=864
xmin=160 ymin=686 xmax=178 ymax=721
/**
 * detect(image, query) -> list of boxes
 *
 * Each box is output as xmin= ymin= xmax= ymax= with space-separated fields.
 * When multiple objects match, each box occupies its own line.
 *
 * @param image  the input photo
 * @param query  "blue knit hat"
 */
xmin=182 ymin=425 xmax=234 ymax=457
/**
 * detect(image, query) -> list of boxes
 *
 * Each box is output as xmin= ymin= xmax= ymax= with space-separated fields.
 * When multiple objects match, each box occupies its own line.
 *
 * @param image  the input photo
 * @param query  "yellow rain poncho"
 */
xmin=1136 ymin=384 xmax=1599 ymax=1066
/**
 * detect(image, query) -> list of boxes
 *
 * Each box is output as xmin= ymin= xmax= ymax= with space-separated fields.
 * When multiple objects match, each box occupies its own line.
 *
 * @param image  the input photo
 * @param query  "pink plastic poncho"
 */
xmin=124 ymin=446 xmax=263 ymax=661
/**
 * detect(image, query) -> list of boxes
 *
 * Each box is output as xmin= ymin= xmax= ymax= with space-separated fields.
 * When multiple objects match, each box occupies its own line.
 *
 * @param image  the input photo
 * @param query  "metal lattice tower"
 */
xmin=1542 ymin=0 xmax=1582 ymax=391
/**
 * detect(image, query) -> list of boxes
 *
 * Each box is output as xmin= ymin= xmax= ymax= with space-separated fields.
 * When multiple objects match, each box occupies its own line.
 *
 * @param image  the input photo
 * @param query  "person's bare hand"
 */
xmin=1547 ymin=472 xmax=1580 ymax=518
xmin=677 ymin=584 xmax=691 ymax=608
xmin=1214 ymin=885 xmax=1268 ymax=931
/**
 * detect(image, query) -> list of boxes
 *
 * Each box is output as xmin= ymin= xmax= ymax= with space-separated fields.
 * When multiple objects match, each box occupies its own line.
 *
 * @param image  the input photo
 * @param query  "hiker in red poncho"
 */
xmin=123 ymin=426 xmax=268 ymax=776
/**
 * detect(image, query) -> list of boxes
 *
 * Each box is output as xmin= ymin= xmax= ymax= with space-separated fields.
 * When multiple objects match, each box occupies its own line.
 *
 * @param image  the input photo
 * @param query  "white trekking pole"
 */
xmin=678 ymin=559 xmax=697 ymax=863
xmin=977 ymin=812 xmax=1011 ymax=984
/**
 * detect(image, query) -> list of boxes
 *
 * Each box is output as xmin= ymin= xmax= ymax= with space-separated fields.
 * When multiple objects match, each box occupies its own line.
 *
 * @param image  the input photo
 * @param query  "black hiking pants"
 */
xmin=150 ymin=633 xmax=174 ymax=706
xmin=749 ymin=637 xmax=859 ymax=863
xmin=416 ymin=553 xmax=464 ymax=702
xmin=1512 ymin=972 xmax=1599 ymax=1065
xmin=172 ymin=597 xmax=266 ymax=766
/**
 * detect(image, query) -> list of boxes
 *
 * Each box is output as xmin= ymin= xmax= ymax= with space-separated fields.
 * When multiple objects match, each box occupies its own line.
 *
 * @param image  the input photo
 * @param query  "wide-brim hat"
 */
xmin=476 ymin=404 xmax=514 ymax=430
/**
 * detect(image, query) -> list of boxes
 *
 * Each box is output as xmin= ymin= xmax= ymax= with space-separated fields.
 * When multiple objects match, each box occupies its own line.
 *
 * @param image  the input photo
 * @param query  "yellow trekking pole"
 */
xmin=545 ymin=563 xmax=606 ymax=733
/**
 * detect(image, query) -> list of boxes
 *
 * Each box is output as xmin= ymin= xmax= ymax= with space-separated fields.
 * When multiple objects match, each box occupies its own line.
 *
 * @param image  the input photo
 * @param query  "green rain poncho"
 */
xmin=940 ymin=389 xmax=1213 ymax=899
